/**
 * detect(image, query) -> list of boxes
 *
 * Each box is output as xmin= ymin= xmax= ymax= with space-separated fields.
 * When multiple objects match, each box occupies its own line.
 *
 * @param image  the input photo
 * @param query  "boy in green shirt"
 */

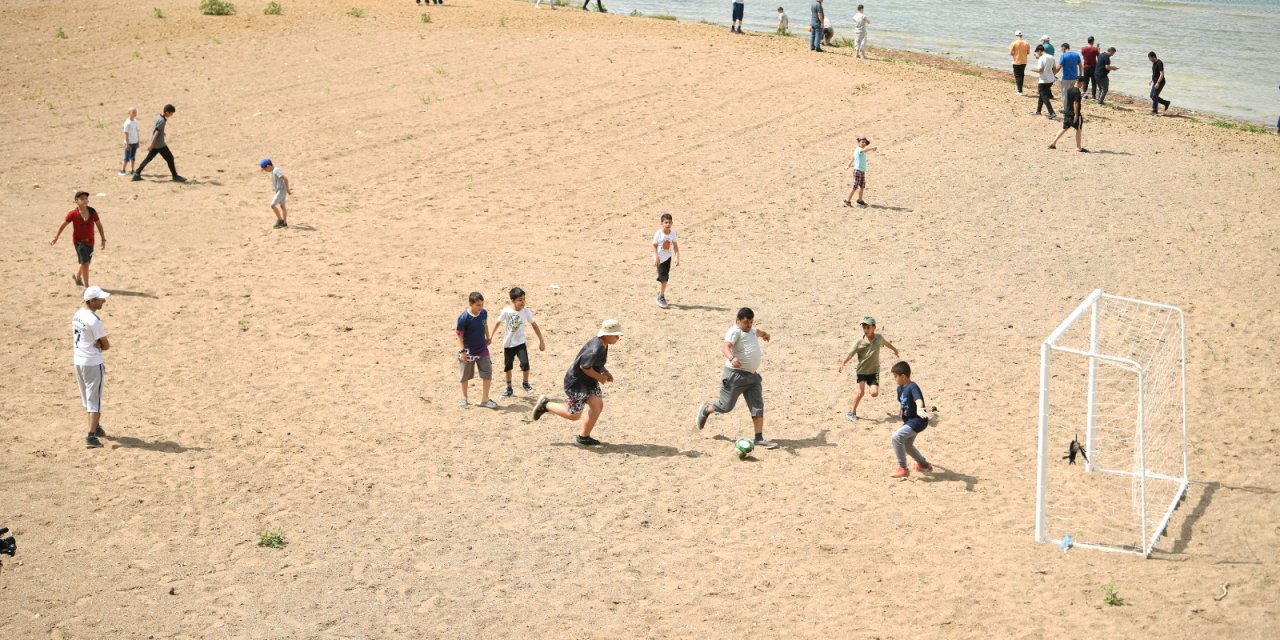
xmin=837 ymin=316 xmax=899 ymax=421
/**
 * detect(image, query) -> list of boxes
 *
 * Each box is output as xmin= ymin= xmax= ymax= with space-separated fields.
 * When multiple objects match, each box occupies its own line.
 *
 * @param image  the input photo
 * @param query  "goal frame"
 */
xmin=1035 ymin=289 xmax=1189 ymax=557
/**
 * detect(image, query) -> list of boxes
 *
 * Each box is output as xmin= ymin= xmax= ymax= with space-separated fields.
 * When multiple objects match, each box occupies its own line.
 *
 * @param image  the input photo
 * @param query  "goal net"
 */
xmin=1035 ymin=290 xmax=1188 ymax=556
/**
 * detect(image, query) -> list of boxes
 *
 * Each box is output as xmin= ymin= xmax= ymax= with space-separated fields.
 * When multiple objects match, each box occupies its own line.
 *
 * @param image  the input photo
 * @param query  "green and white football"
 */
xmin=734 ymin=438 xmax=755 ymax=459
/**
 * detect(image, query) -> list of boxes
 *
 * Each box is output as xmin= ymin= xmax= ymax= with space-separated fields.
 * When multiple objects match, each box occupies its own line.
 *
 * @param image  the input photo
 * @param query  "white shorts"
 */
xmin=271 ymin=190 xmax=287 ymax=206
xmin=75 ymin=364 xmax=105 ymax=413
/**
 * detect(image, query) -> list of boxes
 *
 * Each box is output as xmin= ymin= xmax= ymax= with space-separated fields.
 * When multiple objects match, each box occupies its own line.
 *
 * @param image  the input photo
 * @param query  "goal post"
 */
xmin=1035 ymin=290 xmax=1188 ymax=556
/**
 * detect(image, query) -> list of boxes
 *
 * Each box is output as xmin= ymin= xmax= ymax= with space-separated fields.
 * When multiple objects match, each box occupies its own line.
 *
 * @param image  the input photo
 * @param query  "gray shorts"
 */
xmin=712 ymin=367 xmax=764 ymax=417
xmin=271 ymin=190 xmax=287 ymax=207
xmin=75 ymin=363 xmax=105 ymax=413
xmin=458 ymin=356 xmax=493 ymax=382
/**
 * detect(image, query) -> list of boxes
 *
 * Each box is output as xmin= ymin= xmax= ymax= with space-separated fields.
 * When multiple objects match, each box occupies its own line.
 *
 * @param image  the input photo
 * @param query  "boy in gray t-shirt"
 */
xmin=694 ymin=307 xmax=778 ymax=449
xmin=259 ymin=158 xmax=292 ymax=229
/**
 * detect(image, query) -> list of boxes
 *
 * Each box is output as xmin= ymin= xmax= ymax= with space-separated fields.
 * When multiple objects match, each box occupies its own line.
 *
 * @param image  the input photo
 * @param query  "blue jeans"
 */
xmin=810 ymin=22 xmax=822 ymax=50
xmin=892 ymin=420 xmax=929 ymax=468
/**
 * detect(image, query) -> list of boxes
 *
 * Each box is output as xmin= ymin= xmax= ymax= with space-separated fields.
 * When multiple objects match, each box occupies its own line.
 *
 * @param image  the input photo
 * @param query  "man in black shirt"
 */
xmin=1094 ymin=47 xmax=1118 ymax=105
xmin=1049 ymin=78 xmax=1087 ymax=152
xmin=530 ymin=319 xmax=623 ymax=446
xmin=1148 ymin=51 xmax=1171 ymax=115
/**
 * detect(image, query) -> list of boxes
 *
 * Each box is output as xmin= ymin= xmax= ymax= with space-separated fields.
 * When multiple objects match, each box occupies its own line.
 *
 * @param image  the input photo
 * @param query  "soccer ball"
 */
xmin=734 ymin=438 xmax=755 ymax=459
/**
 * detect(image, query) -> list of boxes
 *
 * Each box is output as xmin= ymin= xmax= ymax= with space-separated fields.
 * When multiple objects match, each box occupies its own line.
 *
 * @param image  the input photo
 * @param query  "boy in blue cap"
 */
xmin=260 ymin=158 xmax=292 ymax=229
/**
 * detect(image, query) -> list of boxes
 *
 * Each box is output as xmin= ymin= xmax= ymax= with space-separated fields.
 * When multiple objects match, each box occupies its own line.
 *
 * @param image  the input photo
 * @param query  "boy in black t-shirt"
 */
xmin=530 ymin=319 xmax=623 ymax=446
xmin=1049 ymin=78 xmax=1088 ymax=152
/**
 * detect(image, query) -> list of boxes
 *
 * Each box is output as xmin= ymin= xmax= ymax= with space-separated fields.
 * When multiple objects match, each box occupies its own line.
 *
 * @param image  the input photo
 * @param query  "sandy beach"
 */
xmin=2 ymin=1 xmax=1279 ymax=637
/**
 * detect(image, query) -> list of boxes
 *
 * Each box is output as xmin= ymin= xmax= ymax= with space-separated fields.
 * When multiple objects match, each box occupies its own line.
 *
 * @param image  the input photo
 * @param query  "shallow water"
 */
xmin=601 ymin=0 xmax=1279 ymax=125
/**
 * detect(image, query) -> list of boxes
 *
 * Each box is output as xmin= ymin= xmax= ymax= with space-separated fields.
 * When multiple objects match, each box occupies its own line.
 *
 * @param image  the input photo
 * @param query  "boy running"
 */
xmin=837 ymin=315 xmax=899 ymax=421
xmin=491 ymin=287 xmax=546 ymax=397
xmin=889 ymin=361 xmax=932 ymax=478
xmin=531 ymin=319 xmax=624 ymax=446
xmin=653 ymin=213 xmax=680 ymax=309
xmin=843 ymin=135 xmax=878 ymax=208
xmin=694 ymin=307 xmax=778 ymax=449
xmin=260 ymin=158 xmax=292 ymax=228
xmin=51 ymin=191 xmax=107 ymax=288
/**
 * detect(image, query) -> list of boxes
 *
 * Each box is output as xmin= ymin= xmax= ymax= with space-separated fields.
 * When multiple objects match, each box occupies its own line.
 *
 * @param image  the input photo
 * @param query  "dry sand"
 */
xmin=2 ymin=1 xmax=1279 ymax=637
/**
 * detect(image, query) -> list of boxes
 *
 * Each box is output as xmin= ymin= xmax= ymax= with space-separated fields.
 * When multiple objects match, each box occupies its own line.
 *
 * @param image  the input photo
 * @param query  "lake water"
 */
xmin=599 ymin=0 xmax=1279 ymax=125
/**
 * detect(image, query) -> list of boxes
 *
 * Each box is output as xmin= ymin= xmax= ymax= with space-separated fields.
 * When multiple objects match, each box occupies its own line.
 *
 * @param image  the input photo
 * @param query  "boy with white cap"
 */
xmin=73 ymin=286 xmax=112 ymax=448
xmin=531 ymin=319 xmax=623 ymax=446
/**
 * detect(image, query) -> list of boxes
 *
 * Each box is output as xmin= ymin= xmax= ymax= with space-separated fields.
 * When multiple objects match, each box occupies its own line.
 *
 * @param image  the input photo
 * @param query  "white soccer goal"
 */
xmin=1035 ymin=289 xmax=1188 ymax=557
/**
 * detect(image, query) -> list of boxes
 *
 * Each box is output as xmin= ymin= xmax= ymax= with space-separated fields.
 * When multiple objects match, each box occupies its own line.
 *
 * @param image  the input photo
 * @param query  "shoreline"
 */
xmin=604 ymin=5 xmax=1276 ymax=132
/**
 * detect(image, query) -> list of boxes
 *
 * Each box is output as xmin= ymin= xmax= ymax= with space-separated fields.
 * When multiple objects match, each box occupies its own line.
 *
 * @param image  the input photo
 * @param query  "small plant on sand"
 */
xmin=650 ymin=14 xmax=677 ymax=21
xmin=200 ymin=0 xmax=237 ymax=16
xmin=1210 ymin=119 xmax=1267 ymax=134
xmin=833 ymin=36 xmax=855 ymax=48
xmin=498 ymin=16 xmax=507 ymax=27
xmin=238 ymin=319 xmax=250 ymax=332
xmin=264 ymin=1 xmax=282 ymax=15
xmin=257 ymin=530 xmax=287 ymax=549
xmin=629 ymin=9 xmax=643 ymax=17
xmin=55 ymin=27 xmax=67 ymax=39
xmin=153 ymin=7 xmax=165 ymax=18
xmin=346 ymin=7 xmax=364 ymax=18
xmin=420 ymin=12 xmax=431 ymax=23
xmin=1100 ymin=581 xmax=1125 ymax=606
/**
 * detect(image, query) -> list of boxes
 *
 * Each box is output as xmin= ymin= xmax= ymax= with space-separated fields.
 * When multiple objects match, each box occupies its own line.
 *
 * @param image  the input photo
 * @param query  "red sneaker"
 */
xmin=892 ymin=467 xmax=909 ymax=478
xmin=913 ymin=463 xmax=933 ymax=472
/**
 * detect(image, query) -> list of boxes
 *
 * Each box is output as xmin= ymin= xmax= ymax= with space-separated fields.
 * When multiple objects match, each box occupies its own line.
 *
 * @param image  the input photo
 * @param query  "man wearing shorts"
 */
xmin=731 ymin=1 xmax=745 ymax=34
xmin=73 ymin=286 xmax=112 ymax=448
xmin=531 ymin=319 xmax=623 ymax=446
xmin=837 ymin=316 xmax=899 ymax=421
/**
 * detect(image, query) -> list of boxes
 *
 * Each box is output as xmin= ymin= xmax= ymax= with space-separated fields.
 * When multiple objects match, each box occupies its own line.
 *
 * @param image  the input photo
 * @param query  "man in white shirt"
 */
xmin=73 ymin=286 xmax=112 ymax=448
xmin=119 ymin=108 xmax=139 ymax=176
xmin=695 ymin=308 xmax=778 ymax=449
xmin=1031 ymin=44 xmax=1061 ymax=119
xmin=853 ymin=5 xmax=871 ymax=59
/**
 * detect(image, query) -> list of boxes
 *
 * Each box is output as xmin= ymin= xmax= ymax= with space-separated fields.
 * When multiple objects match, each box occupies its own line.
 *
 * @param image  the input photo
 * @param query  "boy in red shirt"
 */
xmin=50 ymin=191 xmax=107 ymax=287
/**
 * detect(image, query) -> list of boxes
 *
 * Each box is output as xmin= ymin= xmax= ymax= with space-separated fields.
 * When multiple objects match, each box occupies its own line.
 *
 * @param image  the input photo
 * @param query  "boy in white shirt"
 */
xmin=119 ymin=108 xmax=139 ymax=176
xmin=491 ymin=287 xmax=546 ymax=397
xmin=694 ymin=307 xmax=778 ymax=449
xmin=73 ymin=286 xmax=112 ymax=448
xmin=777 ymin=6 xmax=789 ymax=35
xmin=652 ymin=212 xmax=680 ymax=309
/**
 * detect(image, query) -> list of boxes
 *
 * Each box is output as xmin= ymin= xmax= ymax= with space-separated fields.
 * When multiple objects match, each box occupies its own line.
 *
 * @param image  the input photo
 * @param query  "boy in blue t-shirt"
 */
xmin=456 ymin=291 xmax=496 ymax=409
xmin=890 ymin=360 xmax=932 ymax=478
xmin=843 ymin=135 xmax=878 ymax=208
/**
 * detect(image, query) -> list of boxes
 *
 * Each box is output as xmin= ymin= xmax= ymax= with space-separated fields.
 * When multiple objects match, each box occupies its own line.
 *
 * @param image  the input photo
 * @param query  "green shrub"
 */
xmin=257 ymin=530 xmax=286 ymax=549
xmin=264 ymin=1 xmax=282 ymax=15
xmin=346 ymin=7 xmax=364 ymax=18
xmin=153 ymin=7 xmax=165 ymax=18
xmin=55 ymin=27 xmax=67 ymax=39
xmin=420 ymin=12 xmax=431 ymax=23
xmin=200 ymin=0 xmax=237 ymax=16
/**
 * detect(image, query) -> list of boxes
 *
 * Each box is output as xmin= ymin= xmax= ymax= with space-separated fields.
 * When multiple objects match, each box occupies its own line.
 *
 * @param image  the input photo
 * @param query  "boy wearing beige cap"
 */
xmin=837 ymin=315 xmax=899 ymax=421
xmin=531 ymin=319 xmax=622 ymax=446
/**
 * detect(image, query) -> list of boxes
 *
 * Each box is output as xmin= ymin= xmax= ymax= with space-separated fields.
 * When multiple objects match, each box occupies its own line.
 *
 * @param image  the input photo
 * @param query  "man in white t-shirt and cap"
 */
xmin=852 ymin=4 xmax=871 ymax=59
xmin=73 ymin=286 xmax=112 ymax=448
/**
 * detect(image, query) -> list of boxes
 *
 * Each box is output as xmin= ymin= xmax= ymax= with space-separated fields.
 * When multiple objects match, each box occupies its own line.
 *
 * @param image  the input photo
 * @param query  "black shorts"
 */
xmin=503 ymin=343 xmax=530 ymax=372
xmin=731 ymin=2 xmax=744 ymax=21
xmin=75 ymin=242 xmax=94 ymax=264
xmin=656 ymin=257 xmax=672 ymax=283
xmin=856 ymin=373 xmax=879 ymax=386
xmin=1062 ymin=116 xmax=1082 ymax=130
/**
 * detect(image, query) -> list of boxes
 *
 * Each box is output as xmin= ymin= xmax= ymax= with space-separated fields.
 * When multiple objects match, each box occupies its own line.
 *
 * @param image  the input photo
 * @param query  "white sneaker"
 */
xmin=755 ymin=439 xmax=778 ymax=449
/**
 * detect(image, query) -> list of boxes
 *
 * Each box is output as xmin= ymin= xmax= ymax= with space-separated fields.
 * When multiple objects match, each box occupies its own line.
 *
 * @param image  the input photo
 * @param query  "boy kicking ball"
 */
xmin=694 ymin=307 xmax=778 ymax=450
xmin=889 ymin=360 xmax=932 ymax=478
xmin=836 ymin=315 xmax=898 ymax=421
xmin=530 ymin=319 xmax=623 ymax=446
